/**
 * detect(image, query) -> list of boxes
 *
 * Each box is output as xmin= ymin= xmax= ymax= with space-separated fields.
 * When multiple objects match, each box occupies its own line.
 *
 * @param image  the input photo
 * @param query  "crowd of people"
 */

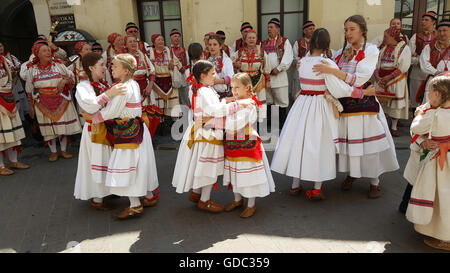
xmin=0 ymin=11 xmax=449 ymax=251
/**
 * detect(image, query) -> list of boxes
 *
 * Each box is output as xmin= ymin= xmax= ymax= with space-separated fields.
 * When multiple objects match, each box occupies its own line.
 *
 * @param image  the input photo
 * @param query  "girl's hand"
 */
xmin=239 ymin=99 xmax=255 ymax=108
xmin=312 ymin=60 xmax=336 ymax=75
xmin=144 ymin=81 xmax=153 ymax=96
xmin=106 ymin=83 xmax=127 ymax=98
xmin=214 ymin=77 xmax=224 ymax=85
xmin=225 ymin=97 xmax=235 ymax=103
xmin=363 ymin=85 xmax=376 ymax=96
xmin=421 ymin=139 xmax=439 ymax=150
xmin=81 ymin=110 xmax=94 ymax=121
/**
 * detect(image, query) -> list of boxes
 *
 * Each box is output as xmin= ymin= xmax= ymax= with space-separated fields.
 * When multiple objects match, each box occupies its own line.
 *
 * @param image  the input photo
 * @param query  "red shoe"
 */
xmin=306 ymin=189 xmax=326 ymax=200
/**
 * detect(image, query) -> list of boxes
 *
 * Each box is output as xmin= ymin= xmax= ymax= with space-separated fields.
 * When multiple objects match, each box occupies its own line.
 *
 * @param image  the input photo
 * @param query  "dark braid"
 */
xmin=82 ymin=52 xmax=103 ymax=96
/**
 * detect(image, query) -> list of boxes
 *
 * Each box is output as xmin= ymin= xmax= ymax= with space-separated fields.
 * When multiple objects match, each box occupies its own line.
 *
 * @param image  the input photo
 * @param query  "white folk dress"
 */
xmin=0 ymin=58 xmax=25 ymax=152
xmin=172 ymin=86 xmax=241 ymax=193
xmin=223 ymin=105 xmax=275 ymax=198
xmin=25 ymin=60 xmax=82 ymax=142
xmin=92 ymin=79 xmax=159 ymax=197
xmin=74 ymin=81 xmax=113 ymax=200
xmin=208 ymin=54 xmax=234 ymax=99
xmin=374 ymin=41 xmax=411 ymax=119
xmin=231 ymin=45 xmax=270 ymax=121
xmin=406 ymin=107 xmax=450 ymax=241
xmin=272 ymin=56 xmax=355 ymax=181
xmin=333 ymin=43 xmax=399 ymax=178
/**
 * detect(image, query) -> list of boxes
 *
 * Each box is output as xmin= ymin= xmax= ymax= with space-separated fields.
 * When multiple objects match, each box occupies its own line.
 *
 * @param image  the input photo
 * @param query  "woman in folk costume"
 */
xmin=223 ymin=73 xmax=275 ymax=217
xmin=0 ymin=42 xmax=29 ymax=121
xmin=232 ymin=30 xmax=270 ymax=122
xmin=148 ymin=34 xmax=183 ymax=131
xmin=312 ymin=15 xmax=399 ymax=198
xmin=207 ymin=34 xmax=235 ymax=99
xmin=82 ymin=54 xmax=159 ymax=220
xmin=124 ymin=34 xmax=162 ymax=138
xmin=102 ymin=33 xmax=125 ymax=84
xmin=409 ymin=11 xmax=438 ymax=108
xmin=371 ymin=18 xmax=409 ymax=48
xmin=374 ymin=27 xmax=411 ymax=137
xmin=230 ymin=22 xmax=261 ymax=56
xmin=0 ymin=53 xmax=28 ymax=175
xmin=418 ymin=20 xmax=450 ymax=105
xmin=405 ymin=75 xmax=450 ymax=251
xmin=172 ymin=60 xmax=254 ymax=213
xmin=25 ymin=41 xmax=82 ymax=162
xmin=74 ymin=52 xmax=127 ymax=209
xmin=271 ymin=28 xmax=376 ymax=200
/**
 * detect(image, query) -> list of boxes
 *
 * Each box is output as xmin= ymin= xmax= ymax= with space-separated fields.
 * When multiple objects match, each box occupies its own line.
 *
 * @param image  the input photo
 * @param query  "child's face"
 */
xmin=112 ymin=60 xmax=129 ymax=81
xmin=200 ymin=67 xmax=216 ymax=86
xmin=428 ymin=88 xmax=442 ymax=107
xmin=231 ymin=79 xmax=251 ymax=100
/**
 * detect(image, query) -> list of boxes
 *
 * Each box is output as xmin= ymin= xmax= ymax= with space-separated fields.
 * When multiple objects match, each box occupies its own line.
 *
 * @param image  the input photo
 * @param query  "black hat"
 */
xmin=303 ymin=20 xmax=315 ymax=30
xmin=268 ymin=18 xmax=281 ymax=28
xmin=240 ymin=22 xmax=253 ymax=32
xmin=216 ymin=30 xmax=226 ymax=39
xmin=170 ymin=29 xmax=181 ymax=36
xmin=422 ymin=11 xmax=438 ymax=21
xmin=125 ymin=22 xmax=139 ymax=32
xmin=437 ymin=19 xmax=450 ymax=29
xmin=92 ymin=42 xmax=103 ymax=51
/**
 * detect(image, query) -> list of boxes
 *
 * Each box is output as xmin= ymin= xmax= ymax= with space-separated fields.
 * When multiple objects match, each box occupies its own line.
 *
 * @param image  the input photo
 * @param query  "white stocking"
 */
xmin=48 ymin=139 xmax=57 ymax=153
xmin=7 ymin=148 xmax=18 ymax=163
xmin=60 ymin=136 xmax=68 ymax=152
xmin=370 ymin=178 xmax=380 ymax=186
xmin=247 ymin=197 xmax=256 ymax=208
xmin=129 ymin=197 xmax=141 ymax=208
xmin=391 ymin=118 xmax=398 ymax=130
xmin=0 ymin=153 xmax=4 ymax=167
xmin=234 ymin=193 xmax=242 ymax=202
xmin=292 ymin=177 xmax=300 ymax=189
xmin=92 ymin=197 xmax=103 ymax=204
xmin=314 ymin=182 xmax=323 ymax=190
xmin=200 ymin=184 xmax=214 ymax=202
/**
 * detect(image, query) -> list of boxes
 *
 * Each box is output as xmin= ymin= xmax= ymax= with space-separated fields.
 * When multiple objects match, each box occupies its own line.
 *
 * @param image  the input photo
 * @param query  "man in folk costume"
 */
xmin=148 ymin=34 xmax=183 ymax=134
xmin=262 ymin=18 xmax=294 ymax=131
xmin=91 ymin=42 xmax=103 ymax=55
xmin=0 ymin=53 xmax=29 ymax=175
xmin=102 ymin=33 xmax=125 ymax=83
xmin=169 ymin=29 xmax=191 ymax=107
xmin=230 ymin=22 xmax=261 ymax=56
xmin=25 ymin=41 xmax=82 ymax=162
xmin=216 ymin=30 xmax=231 ymax=57
xmin=374 ymin=26 xmax=412 ymax=137
xmin=0 ymin=42 xmax=29 ymax=121
xmin=232 ymin=29 xmax=271 ymax=122
xmin=20 ymin=35 xmax=67 ymax=82
xmin=125 ymin=22 xmax=151 ymax=57
xmin=419 ymin=19 xmax=450 ymax=104
xmin=409 ymin=11 xmax=438 ymax=108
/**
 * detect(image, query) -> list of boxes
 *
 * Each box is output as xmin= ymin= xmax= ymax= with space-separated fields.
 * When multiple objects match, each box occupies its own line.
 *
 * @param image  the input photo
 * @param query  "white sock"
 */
xmin=0 ymin=153 xmax=4 ymax=167
xmin=48 ymin=139 xmax=57 ymax=153
xmin=314 ymin=182 xmax=323 ymax=190
xmin=60 ymin=136 xmax=68 ymax=152
xmin=247 ymin=197 xmax=256 ymax=208
xmin=391 ymin=118 xmax=398 ymax=130
xmin=92 ymin=197 xmax=103 ymax=203
xmin=193 ymin=188 xmax=201 ymax=194
xmin=7 ymin=148 xmax=18 ymax=163
xmin=292 ymin=177 xmax=300 ymax=189
xmin=145 ymin=191 xmax=154 ymax=199
xmin=129 ymin=197 xmax=141 ymax=208
xmin=370 ymin=178 xmax=380 ymax=186
xmin=200 ymin=184 xmax=213 ymax=202
xmin=234 ymin=193 xmax=242 ymax=202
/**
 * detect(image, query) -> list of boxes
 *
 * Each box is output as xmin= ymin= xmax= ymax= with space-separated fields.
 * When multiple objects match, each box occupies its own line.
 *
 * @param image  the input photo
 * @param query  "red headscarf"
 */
xmin=151 ymin=34 xmax=163 ymax=45
xmin=75 ymin=41 xmax=89 ymax=54
xmin=107 ymin=33 xmax=121 ymax=47
xmin=385 ymin=26 xmax=403 ymax=43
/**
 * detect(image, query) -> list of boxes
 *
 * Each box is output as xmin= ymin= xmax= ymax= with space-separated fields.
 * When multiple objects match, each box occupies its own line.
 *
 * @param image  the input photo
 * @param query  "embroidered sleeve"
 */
xmin=345 ymin=73 xmax=357 ymax=86
xmin=351 ymin=87 xmax=364 ymax=99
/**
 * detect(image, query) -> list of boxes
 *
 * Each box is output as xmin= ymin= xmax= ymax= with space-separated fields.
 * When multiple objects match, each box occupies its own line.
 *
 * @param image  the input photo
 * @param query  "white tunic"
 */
xmin=406 ymin=107 xmax=450 ymax=241
xmin=172 ymin=86 xmax=241 ymax=193
xmin=92 ymin=79 xmax=159 ymax=197
xmin=271 ymin=56 xmax=356 ymax=181
xmin=223 ymin=106 xmax=275 ymax=198
xmin=420 ymin=44 xmax=450 ymax=104
xmin=409 ymin=33 xmax=434 ymax=107
xmin=208 ymin=54 xmax=234 ymax=95
xmin=333 ymin=43 xmax=399 ymax=178
xmin=264 ymin=38 xmax=293 ymax=89
xmin=74 ymin=81 xmax=112 ymax=200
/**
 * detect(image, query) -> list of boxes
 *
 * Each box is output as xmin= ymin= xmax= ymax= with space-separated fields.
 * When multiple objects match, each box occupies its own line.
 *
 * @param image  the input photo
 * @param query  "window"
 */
xmin=395 ymin=0 xmax=450 ymax=37
xmin=137 ymin=0 xmax=182 ymax=45
xmin=257 ymin=0 xmax=308 ymax=43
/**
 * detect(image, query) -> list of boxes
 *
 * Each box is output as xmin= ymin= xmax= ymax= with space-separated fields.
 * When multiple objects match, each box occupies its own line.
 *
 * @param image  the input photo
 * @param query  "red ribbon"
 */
xmin=252 ymin=95 xmax=262 ymax=108
xmin=186 ymin=73 xmax=203 ymax=110
xmin=214 ymin=182 xmax=219 ymax=191
xmin=306 ymin=189 xmax=322 ymax=199
xmin=410 ymin=107 xmax=436 ymax=144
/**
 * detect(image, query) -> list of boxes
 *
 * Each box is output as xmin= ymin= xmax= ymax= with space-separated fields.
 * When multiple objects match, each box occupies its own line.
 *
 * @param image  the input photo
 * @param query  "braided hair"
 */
xmin=82 ymin=52 xmax=104 ymax=95
xmin=342 ymin=15 xmax=368 ymax=53
xmin=309 ymin=28 xmax=331 ymax=57
xmin=187 ymin=43 xmax=204 ymax=71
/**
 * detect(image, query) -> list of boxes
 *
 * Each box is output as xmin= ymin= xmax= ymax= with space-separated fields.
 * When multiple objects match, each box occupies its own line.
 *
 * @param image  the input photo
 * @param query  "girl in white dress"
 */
xmin=271 ymin=28 xmax=376 ymax=200
xmin=406 ymin=75 xmax=450 ymax=251
xmin=172 ymin=60 xmax=253 ymax=213
xmin=223 ymin=73 xmax=275 ymax=217
xmin=207 ymin=35 xmax=235 ymax=99
xmin=312 ymin=15 xmax=399 ymax=199
xmin=83 ymin=54 xmax=159 ymax=220
xmin=74 ymin=52 xmax=126 ymax=210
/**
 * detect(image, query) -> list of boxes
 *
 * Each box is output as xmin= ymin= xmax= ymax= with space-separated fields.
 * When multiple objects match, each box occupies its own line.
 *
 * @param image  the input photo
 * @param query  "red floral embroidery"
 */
xmin=90 ymin=80 xmax=110 ymax=94
xmin=355 ymin=50 xmax=365 ymax=63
